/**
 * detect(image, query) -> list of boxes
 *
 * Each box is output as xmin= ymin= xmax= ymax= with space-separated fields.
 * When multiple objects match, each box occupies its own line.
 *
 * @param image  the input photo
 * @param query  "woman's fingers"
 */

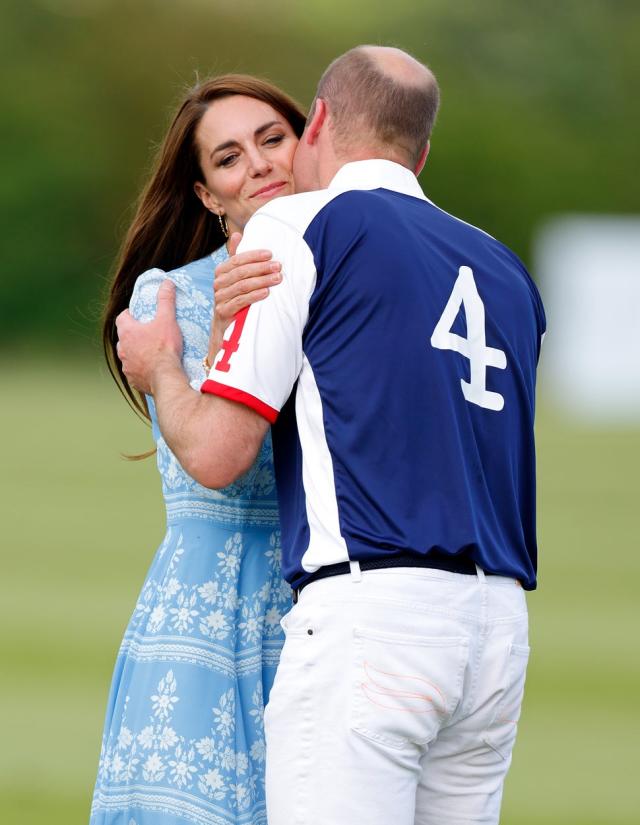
xmin=216 ymin=269 xmax=280 ymax=302
xmin=216 ymin=260 xmax=281 ymax=289
xmin=227 ymin=231 xmax=243 ymax=257
xmin=212 ymin=248 xmax=282 ymax=322
xmin=215 ymin=286 xmax=273 ymax=322
xmin=224 ymin=289 xmax=271 ymax=316
xmin=215 ymin=249 xmax=273 ymax=278
xmin=215 ymin=259 xmax=280 ymax=294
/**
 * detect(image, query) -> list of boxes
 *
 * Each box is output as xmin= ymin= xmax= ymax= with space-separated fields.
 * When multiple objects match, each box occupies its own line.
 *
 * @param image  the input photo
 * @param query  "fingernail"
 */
xmin=270 ymin=263 xmax=281 ymax=272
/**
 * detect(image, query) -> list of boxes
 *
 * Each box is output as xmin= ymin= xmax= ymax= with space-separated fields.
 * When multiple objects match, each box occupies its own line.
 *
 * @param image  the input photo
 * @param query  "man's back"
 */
xmin=278 ymin=186 xmax=546 ymax=589
xmin=208 ymin=160 xmax=546 ymax=590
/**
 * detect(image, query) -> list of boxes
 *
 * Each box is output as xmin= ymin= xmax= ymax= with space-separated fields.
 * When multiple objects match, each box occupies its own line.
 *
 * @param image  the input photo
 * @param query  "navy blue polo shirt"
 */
xmin=203 ymin=160 xmax=546 ymax=590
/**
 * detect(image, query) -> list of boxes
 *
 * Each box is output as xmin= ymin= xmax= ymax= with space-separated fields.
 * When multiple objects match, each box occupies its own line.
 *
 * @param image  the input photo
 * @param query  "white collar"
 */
xmin=327 ymin=159 xmax=429 ymax=202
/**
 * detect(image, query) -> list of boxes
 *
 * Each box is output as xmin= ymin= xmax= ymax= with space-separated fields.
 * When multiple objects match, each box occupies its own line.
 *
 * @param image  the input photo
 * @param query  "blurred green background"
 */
xmin=1 ymin=0 xmax=639 ymax=823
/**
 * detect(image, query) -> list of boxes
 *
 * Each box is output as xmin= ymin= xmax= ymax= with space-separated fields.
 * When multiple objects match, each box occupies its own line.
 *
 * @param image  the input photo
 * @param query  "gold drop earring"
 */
xmin=217 ymin=212 xmax=229 ymax=239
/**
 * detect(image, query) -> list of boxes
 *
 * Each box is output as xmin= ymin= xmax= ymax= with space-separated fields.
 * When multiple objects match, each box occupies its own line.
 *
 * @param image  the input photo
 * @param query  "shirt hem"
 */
xmin=201 ymin=379 xmax=278 ymax=424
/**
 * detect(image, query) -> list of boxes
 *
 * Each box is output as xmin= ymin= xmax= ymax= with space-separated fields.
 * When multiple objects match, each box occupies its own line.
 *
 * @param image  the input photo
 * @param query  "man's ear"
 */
xmin=414 ymin=142 xmax=430 ymax=176
xmin=194 ymin=181 xmax=220 ymax=213
xmin=304 ymin=98 xmax=327 ymax=146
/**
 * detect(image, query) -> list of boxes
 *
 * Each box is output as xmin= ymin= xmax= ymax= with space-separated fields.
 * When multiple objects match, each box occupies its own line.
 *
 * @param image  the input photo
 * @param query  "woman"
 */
xmin=92 ymin=76 xmax=306 ymax=825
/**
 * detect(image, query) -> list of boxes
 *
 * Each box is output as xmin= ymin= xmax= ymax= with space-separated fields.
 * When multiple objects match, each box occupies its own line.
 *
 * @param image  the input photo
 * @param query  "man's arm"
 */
xmin=116 ymin=280 xmax=269 ymax=488
xmin=203 ymin=213 xmax=314 ymax=421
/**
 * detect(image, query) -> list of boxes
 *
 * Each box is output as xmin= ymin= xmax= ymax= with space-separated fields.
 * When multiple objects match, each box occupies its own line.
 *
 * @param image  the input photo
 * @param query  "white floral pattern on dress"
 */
xmin=97 ymin=670 xmax=267 ymax=813
xmin=91 ymin=252 xmax=289 ymax=825
xmin=129 ymin=531 xmax=288 ymax=647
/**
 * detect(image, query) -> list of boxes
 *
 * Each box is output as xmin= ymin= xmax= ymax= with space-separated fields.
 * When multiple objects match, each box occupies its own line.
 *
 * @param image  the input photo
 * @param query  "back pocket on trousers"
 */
xmin=351 ymin=627 xmax=469 ymax=749
xmin=482 ymin=642 xmax=530 ymax=760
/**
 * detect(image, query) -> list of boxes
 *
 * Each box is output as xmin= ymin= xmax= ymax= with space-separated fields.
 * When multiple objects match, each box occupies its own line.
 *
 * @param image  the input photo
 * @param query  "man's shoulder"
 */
xmin=249 ymin=189 xmax=334 ymax=236
xmin=426 ymin=201 xmax=524 ymax=263
xmin=428 ymin=204 xmax=543 ymax=313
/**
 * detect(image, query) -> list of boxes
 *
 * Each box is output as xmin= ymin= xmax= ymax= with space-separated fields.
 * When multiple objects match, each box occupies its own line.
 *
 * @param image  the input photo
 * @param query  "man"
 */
xmin=118 ymin=46 xmax=545 ymax=825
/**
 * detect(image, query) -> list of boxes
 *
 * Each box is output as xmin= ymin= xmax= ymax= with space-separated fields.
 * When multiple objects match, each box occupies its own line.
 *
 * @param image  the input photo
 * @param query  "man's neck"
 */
xmin=318 ymin=151 xmax=412 ymax=189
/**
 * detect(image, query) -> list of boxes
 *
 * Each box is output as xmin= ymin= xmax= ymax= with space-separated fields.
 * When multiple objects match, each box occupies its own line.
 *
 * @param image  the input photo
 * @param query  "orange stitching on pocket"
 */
xmin=361 ymin=660 xmax=446 ymax=714
xmin=360 ymin=684 xmax=443 ymax=713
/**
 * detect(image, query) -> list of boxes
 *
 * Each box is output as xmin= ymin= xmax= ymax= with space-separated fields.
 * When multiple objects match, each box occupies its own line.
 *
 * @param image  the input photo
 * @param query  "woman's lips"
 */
xmin=250 ymin=181 xmax=287 ymax=199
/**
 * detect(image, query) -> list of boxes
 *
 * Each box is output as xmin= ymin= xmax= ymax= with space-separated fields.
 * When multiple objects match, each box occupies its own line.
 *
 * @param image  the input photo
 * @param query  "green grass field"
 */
xmin=1 ymin=356 xmax=639 ymax=824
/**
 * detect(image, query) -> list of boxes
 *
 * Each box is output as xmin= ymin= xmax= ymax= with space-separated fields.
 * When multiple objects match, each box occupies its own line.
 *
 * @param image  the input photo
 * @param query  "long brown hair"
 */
xmin=103 ymin=75 xmax=306 ymax=422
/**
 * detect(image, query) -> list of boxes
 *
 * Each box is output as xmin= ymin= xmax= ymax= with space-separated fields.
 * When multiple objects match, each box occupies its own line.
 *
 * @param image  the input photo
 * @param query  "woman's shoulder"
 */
xmin=165 ymin=246 xmax=228 ymax=293
xmin=130 ymin=248 xmax=227 ymax=320
xmin=129 ymin=266 xmax=167 ymax=321
xmin=174 ymin=246 xmax=229 ymax=283
xmin=132 ymin=248 xmax=225 ymax=292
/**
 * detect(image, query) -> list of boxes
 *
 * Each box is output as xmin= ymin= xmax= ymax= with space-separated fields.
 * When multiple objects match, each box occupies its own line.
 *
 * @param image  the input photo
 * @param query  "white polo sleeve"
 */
xmin=201 ymin=211 xmax=316 ymax=423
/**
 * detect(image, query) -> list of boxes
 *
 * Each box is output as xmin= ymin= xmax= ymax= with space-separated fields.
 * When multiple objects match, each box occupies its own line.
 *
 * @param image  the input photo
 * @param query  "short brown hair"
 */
xmin=314 ymin=47 xmax=439 ymax=167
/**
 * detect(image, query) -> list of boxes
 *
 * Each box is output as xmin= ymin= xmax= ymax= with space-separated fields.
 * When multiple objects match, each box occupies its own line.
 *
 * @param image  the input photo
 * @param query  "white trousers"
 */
xmin=264 ymin=565 xmax=529 ymax=825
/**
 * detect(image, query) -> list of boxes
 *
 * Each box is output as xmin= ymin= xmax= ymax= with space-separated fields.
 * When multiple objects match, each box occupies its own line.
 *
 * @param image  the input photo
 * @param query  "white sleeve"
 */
xmin=201 ymin=212 xmax=317 ymax=422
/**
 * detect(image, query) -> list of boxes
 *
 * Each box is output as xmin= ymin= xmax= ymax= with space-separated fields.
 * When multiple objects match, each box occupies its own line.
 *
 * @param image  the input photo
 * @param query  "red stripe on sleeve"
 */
xmin=201 ymin=379 xmax=279 ymax=424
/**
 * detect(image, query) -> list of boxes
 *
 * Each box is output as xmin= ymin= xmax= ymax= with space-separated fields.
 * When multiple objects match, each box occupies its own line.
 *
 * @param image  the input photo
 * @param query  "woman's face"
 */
xmin=194 ymin=95 xmax=298 ymax=235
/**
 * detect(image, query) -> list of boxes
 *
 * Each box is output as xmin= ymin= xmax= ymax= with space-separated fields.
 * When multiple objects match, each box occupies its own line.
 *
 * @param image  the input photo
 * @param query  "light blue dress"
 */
xmin=90 ymin=248 xmax=290 ymax=825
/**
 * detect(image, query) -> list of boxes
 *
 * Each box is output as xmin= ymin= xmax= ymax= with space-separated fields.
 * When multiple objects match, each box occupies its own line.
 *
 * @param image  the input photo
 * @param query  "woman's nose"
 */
xmin=247 ymin=149 xmax=272 ymax=177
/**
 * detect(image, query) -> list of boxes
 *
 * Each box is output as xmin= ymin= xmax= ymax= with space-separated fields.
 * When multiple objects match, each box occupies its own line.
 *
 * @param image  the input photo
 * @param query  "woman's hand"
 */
xmin=206 ymin=232 xmax=282 ymax=366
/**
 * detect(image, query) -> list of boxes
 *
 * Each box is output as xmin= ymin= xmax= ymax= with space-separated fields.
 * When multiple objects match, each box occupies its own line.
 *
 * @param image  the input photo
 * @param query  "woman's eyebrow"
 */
xmin=254 ymin=120 xmax=280 ymax=137
xmin=210 ymin=121 xmax=283 ymax=158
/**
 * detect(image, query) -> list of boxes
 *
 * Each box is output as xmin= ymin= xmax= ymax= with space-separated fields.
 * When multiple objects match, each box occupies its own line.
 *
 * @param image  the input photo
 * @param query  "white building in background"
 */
xmin=535 ymin=216 xmax=640 ymax=424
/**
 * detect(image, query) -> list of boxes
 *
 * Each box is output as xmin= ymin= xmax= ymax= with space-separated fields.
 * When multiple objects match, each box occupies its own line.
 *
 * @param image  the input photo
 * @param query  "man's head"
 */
xmin=293 ymin=46 xmax=440 ymax=191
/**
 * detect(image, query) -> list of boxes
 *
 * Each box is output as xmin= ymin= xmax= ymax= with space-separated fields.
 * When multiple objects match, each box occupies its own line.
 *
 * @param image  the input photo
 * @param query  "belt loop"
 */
xmin=475 ymin=564 xmax=489 ymax=626
xmin=349 ymin=560 xmax=362 ymax=583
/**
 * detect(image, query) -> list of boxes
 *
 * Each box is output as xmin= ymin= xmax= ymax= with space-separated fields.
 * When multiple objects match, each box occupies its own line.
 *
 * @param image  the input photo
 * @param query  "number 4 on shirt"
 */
xmin=214 ymin=306 xmax=250 ymax=373
xmin=430 ymin=266 xmax=507 ymax=411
